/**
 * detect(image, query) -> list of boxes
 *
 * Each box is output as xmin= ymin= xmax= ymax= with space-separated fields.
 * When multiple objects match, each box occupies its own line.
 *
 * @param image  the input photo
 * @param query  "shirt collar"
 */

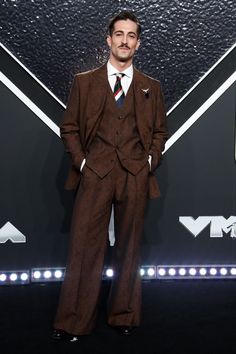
xmin=107 ymin=61 xmax=133 ymax=78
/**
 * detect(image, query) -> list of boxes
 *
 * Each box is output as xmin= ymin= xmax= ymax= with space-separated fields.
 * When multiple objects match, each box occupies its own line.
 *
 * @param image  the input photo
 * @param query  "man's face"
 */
xmin=107 ymin=19 xmax=140 ymax=63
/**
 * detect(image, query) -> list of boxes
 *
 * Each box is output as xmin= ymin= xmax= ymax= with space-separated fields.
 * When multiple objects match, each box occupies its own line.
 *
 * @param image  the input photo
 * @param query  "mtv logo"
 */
xmin=0 ymin=222 xmax=26 ymax=243
xmin=179 ymin=216 xmax=236 ymax=238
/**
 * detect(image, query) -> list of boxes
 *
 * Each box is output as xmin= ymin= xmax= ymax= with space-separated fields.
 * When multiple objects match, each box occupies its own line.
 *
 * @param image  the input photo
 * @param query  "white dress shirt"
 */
xmin=107 ymin=61 xmax=133 ymax=95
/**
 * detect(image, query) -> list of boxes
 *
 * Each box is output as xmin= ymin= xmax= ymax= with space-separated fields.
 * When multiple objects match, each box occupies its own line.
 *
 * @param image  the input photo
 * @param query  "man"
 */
xmin=52 ymin=10 xmax=168 ymax=341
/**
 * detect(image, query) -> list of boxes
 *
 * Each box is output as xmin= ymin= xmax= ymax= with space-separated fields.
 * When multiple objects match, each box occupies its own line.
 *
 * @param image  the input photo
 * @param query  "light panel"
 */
xmin=102 ymin=266 xmax=157 ymax=280
xmin=0 ymin=270 xmax=30 ymax=285
xmin=31 ymin=268 xmax=66 ymax=282
xmin=156 ymin=265 xmax=236 ymax=279
xmin=140 ymin=266 xmax=156 ymax=279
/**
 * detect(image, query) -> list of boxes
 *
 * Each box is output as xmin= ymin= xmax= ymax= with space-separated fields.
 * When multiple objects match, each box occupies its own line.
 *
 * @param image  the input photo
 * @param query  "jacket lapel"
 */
xmin=133 ymin=68 xmax=153 ymax=150
xmin=85 ymin=64 xmax=108 ymax=147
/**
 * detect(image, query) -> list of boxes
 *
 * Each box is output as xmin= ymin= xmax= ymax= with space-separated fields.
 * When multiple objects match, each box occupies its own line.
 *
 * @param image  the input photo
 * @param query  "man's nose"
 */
xmin=122 ymin=35 xmax=128 ymax=43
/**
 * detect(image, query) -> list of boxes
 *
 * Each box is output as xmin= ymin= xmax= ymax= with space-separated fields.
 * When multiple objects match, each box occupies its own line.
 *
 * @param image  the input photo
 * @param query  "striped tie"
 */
xmin=114 ymin=73 xmax=125 ymax=107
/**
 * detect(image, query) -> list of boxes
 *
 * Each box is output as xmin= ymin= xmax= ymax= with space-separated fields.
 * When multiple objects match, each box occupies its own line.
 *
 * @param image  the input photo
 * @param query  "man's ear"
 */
xmin=136 ymin=39 xmax=141 ymax=50
xmin=106 ymin=35 xmax=111 ymax=47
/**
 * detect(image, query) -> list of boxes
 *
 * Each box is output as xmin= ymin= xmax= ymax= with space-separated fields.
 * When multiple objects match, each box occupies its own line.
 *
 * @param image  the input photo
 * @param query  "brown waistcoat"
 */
xmin=86 ymin=81 xmax=148 ymax=178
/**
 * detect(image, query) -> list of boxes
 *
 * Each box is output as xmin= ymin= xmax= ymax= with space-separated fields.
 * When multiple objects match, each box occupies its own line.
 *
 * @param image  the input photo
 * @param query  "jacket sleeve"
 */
xmin=149 ymin=81 xmax=168 ymax=172
xmin=60 ymin=75 xmax=85 ymax=170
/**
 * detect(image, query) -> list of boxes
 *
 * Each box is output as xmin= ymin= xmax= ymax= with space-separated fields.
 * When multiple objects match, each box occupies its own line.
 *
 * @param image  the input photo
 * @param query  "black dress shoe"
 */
xmin=52 ymin=329 xmax=79 ymax=342
xmin=112 ymin=326 xmax=135 ymax=336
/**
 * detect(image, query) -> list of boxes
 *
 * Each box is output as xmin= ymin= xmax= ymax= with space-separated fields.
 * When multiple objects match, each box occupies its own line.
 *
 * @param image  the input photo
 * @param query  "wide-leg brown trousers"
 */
xmin=54 ymin=160 xmax=149 ymax=335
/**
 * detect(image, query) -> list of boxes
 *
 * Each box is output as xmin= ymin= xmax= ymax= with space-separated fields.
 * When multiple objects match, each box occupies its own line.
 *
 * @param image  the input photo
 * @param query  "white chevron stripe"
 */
xmin=163 ymin=71 xmax=236 ymax=154
xmin=167 ymin=42 xmax=236 ymax=115
xmin=0 ymin=72 xmax=60 ymax=137
xmin=0 ymin=42 xmax=66 ymax=108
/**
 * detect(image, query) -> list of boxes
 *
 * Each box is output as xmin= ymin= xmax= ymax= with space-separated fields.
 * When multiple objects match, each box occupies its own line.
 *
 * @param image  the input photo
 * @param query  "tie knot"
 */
xmin=116 ymin=73 xmax=125 ymax=79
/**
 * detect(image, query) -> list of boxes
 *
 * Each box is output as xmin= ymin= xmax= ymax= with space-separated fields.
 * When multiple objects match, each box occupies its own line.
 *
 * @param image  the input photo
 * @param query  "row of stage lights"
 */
xmin=1 ymin=265 xmax=236 ymax=285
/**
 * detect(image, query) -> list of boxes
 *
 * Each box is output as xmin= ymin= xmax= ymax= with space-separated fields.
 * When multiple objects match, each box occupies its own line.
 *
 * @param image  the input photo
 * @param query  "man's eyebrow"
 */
xmin=113 ymin=30 xmax=137 ymax=36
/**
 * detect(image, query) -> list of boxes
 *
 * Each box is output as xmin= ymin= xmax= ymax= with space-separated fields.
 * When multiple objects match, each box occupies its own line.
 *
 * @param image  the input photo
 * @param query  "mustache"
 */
xmin=118 ymin=44 xmax=130 ymax=49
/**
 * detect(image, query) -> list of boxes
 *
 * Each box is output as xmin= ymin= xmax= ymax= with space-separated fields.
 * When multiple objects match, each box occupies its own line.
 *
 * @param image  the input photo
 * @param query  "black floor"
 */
xmin=1 ymin=280 xmax=236 ymax=354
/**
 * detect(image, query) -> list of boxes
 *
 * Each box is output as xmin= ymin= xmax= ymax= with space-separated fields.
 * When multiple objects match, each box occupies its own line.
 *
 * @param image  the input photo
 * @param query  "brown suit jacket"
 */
xmin=60 ymin=64 xmax=168 ymax=198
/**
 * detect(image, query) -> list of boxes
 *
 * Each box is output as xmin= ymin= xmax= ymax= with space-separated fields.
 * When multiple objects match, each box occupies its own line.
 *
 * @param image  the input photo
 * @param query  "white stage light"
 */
xmin=220 ymin=268 xmax=227 ymax=276
xmin=168 ymin=268 xmax=176 ymax=276
xmin=0 ymin=274 xmax=7 ymax=282
xmin=230 ymin=268 xmax=236 ymax=275
xmin=179 ymin=268 xmax=186 ymax=276
xmin=10 ymin=273 xmax=18 ymax=281
xmin=199 ymin=268 xmax=207 ymax=276
xmin=21 ymin=273 xmax=29 ymax=281
xmin=189 ymin=268 xmax=197 ymax=276
xmin=106 ymin=269 xmax=114 ymax=277
xmin=140 ymin=269 xmax=145 ymax=276
xmin=33 ymin=271 xmax=41 ymax=279
xmin=209 ymin=268 xmax=217 ymax=276
xmin=54 ymin=270 xmax=63 ymax=279
xmin=44 ymin=270 xmax=52 ymax=279
xmin=147 ymin=268 xmax=155 ymax=277
xmin=158 ymin=268 xmax=166 ymax=276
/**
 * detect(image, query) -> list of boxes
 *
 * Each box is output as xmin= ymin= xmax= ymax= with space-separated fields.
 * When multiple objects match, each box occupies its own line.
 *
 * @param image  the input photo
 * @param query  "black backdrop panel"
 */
xmin=142 ymin=83 xmax=236 ymax=264
xmin=0 ymin=83 xmax=71 ymax=268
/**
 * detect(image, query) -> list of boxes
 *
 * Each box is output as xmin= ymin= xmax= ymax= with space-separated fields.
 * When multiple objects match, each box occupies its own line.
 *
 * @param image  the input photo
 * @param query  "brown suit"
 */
xmin=60 ymin=64 xmax=167 ymax=198
xmin=54 ymin=64 xmax=168 ymax=335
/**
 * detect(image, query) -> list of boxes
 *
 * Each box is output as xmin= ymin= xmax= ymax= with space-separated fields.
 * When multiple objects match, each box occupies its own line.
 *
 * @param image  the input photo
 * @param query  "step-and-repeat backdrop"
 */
xmin=0 ymin=0 xmax=235 ymax=269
